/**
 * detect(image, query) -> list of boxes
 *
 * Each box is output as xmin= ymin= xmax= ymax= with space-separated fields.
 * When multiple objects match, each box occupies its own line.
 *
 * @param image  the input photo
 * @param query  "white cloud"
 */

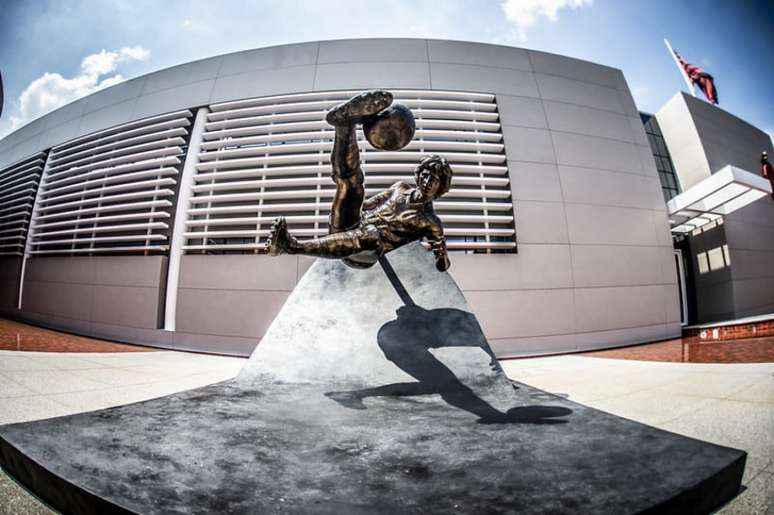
xmin=8 ymin=46 xmax=149 ymax=132
xmin=501 ymin=0 xmax=593 ymax=40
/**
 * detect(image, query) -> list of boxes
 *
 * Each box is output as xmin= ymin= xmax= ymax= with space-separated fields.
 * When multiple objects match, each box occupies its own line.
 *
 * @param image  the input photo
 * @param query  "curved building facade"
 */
xmin=0 ymin=39 xmax=681 ymax=357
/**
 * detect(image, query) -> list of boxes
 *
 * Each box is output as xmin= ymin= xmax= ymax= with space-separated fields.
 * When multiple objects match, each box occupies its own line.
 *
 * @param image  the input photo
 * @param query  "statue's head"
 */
xmin=414 ymin=155 xmax=453 ymax=200
xmin=363 ymin=103 xmax=415 ymax=151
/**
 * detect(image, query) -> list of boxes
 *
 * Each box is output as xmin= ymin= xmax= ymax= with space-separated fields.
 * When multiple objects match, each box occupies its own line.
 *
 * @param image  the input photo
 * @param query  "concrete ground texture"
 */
xmin=1 ymin=350 xmax=772 ymax=514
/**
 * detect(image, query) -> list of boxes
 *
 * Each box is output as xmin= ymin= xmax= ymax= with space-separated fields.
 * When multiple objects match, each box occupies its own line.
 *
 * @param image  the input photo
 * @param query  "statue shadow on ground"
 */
xmin=325 ymin=258 xmax=572 ymax=425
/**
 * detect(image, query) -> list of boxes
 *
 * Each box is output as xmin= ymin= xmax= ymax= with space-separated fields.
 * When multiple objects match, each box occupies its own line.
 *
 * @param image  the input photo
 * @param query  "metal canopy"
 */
xmin=667 ymin=165 xmax=773 ymax=233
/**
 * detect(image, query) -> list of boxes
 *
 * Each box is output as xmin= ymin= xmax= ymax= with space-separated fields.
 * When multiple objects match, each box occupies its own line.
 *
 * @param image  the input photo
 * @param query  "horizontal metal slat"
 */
xmin=34 ymin=200 xmax=172 ymax=221
xmin=50 ymin=128 xmax=188 ymax=167
xmin=39 ymin=178 xmax=177 ymax=205
xmin=36 ymin=189 xmax=175 ymax=214
xmin=187 ymin=199 xmax=512 ymax=216
xmin=193 ymin=163 xmax=507 ymax=183
xmin=33 ymin=234 xmax=167 ymax=246
xmin=35 ymin=222 xmax=169 ymax=238
xmin=198 ymin=140 xmax=504 ymax=161
xmin=31 ymin=245 xmax=168 ymax=255
xmin=34 ymin=211 xmax=169 ymax=230
xmin=43 ymin=156 xmax=182 ymax=190
xmin=42 ymin=167 xmax=179 ymax=197
xmin=0 ymin=159 xmax=45 ymax=183
xmin=191 ymin=174 xmax=508 ymax=193
xmin=195 ymin=150 xmax=504 ymax=171
xmin=48 ymin=137 xmax=186 ymax=172
xmin=53 ymin=111 xmax=192 ymax=153
xmin=46 ymin=147 xmax=183 ymax=181
xmin=0 ymin=187 xmax=35 ymax=204
xmin=0 ymin=167 xmax=43 ymax=189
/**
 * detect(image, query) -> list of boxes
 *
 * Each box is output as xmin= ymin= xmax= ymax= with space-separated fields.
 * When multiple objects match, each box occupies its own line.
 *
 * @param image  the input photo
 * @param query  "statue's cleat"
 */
xmin=326 ymin=90 xmax=393 ymax=126
xmin=325 ymin=391 xmax=367 ymax=410
xmin=267 ymin=217 xmax=294 ymax=256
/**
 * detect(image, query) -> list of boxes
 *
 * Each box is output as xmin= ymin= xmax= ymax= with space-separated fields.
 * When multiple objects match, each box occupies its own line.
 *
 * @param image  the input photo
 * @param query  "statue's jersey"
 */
xmin=359 ymin=182 xmax=444 ymax=253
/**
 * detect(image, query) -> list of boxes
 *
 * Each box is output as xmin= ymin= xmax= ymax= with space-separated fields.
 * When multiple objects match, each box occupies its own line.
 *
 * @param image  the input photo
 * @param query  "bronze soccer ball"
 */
xmin=363 ymin=103 xmax=415 ymax=151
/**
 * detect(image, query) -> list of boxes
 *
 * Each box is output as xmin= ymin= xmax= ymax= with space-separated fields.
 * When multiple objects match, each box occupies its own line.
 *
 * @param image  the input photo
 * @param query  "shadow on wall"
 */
xmin=326 ymin=257 xmax=572 ymax=425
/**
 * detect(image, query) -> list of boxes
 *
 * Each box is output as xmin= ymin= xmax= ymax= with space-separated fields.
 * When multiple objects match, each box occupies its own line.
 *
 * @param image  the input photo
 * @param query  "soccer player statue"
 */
xmin=267 ymin=90 xmax=453 ymax=272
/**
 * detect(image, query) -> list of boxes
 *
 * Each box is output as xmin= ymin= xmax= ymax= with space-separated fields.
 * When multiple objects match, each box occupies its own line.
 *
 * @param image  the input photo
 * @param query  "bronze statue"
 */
xmin=268 ymin=90 xmax=452 ymax=271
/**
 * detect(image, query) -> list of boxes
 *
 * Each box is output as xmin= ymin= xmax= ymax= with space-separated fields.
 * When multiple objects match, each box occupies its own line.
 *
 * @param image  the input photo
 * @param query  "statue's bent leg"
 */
xmin=295 ymin=225 xmax=382 ymax=260
xmin=329 ymin=124 xmax=365 ymax=234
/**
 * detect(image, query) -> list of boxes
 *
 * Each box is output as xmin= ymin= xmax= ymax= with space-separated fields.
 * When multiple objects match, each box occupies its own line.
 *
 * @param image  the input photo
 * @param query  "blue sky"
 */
xmin=1 ymin=0 xmax=772 ymax=140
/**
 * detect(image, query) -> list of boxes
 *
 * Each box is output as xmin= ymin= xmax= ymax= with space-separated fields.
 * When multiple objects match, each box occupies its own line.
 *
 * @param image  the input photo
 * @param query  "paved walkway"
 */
xmin=501 ymin=356 xmax=774 ymax=514
xmin=1 ymin=350 xmax=772 ymax=514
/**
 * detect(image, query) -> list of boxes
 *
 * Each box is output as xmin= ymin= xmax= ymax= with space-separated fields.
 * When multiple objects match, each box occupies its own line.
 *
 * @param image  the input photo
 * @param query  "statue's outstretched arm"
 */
xmin=426 ymin=222 xmax=450 ymax=272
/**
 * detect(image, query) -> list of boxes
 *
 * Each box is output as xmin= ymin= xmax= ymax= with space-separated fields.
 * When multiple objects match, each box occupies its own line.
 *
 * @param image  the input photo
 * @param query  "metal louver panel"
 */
xmin=0 ymin=153 xmax=46 ymax=256
xmin=185 ymin=90 xmax=516 ymax=254
xmin=28 ymin=110 xmax=193 ymax=255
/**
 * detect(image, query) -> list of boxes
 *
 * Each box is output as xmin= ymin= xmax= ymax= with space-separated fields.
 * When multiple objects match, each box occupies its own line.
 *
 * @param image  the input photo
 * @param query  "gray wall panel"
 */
xmin=77 ymin=99 xmax=137 ymax=136
xmin=551 ymin=131 xmax=643 ymax=174
xmin=534 ymin=73 xmax=625 ymax=114
xmin=82 ymin=77 xmax=146 ymax=114
xmin=509 ymin=162 xmax=563 ymax=202
xmin=175 ymin=289 xmax=290 ymax=338
xmin=496 ymin=94 xmax=548 ymax=129
xmin=318 ymin=39 xmax=428 ymax=63
xmin=574 ymin=324 xmax=669 ymax=353
xmin=428 ymin=40 xmax=532 ymax=70
xmin=544 ymin=100 xmax=634 ymax=143
xmin=141 ymin=57 xmax=223 ymax=94
xmin=501 ymin=126 xmax=556 ymax=163
xmin=490 ymin=333 xmax=577 ymax=358
xmin=132 ymin=79 xmax=215 ymax=118
xmin=23 ymin=281 xmax=94 ymax=320
xmin=94 ymin=256 xmax=166 ymax=288
xmin=179 ymin=255 xmax=298 ymax=291
xmin=314 ymin=62 xmax=431 ymax=90
xmin=465 ymin=289 xmax=576 ymax=339
xmin=570 ymin=245 xmax=663 ymax=288
xmin=92 ymin=286 xmax=162 ymax=329
xmin=430 ymin=63 xmax=539 ymax=97
xmin=26 ymin=257 xmax=96 ymax=284
xmin=565 ymin=204 xmax=659 ymax=246
xmin=558 ymin=165 xmax=652 ymax=209
xmin=528 ymin=50 xmax=623 ymax=89
xmin=512 ymin=200 xmax=569 ymax=244
xmin=217 ymin=42 xmax=319 ymax=76
xmin=449 ymin=248 xmax=573 ymax=292
xmin=0 ymin=256 xmax=22 ymax=314
xmin=574 ymin=285 xmax=666 ymax=332
xmin=210 ymin=66 xmax=317 ymax=105
xmin=21 ymin=257 xmax=166 ymax=331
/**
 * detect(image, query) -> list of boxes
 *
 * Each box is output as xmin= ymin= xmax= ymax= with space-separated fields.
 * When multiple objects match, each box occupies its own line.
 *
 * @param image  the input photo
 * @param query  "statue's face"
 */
xmin=415 ymin=165 xmax=444 ymax=200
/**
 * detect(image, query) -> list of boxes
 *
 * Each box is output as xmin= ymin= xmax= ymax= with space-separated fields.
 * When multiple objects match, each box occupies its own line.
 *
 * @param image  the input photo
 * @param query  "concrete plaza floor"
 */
xmin=1 ymin=350 xmax=772 ymax=514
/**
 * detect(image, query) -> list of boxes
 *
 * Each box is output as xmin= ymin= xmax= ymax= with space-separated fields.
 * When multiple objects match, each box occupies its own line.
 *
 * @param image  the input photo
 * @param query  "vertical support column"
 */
xmin=17 ymin=151 xmax=54 ymax=309
xmin=164 ymin=106 xmax=209 ymax=331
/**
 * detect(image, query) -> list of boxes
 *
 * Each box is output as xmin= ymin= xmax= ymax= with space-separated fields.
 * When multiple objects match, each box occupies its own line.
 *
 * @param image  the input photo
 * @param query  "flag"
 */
xmin=0 ymin=70 xmax=4 ymax=119
xmin=673 ymin=51 xmax=718 ymax=104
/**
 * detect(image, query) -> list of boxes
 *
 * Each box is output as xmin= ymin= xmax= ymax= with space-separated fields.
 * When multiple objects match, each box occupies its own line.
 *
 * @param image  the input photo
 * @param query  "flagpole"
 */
xmin=664 ymin=38 xmax=696 ymax=97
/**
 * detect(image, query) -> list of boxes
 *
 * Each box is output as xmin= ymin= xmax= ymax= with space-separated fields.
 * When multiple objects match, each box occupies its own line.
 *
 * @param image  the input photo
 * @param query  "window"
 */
xmin=640 ymin=113 xmax=680 ymax=202
xmin=697 ymin=252 xmax=709 ymax=274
